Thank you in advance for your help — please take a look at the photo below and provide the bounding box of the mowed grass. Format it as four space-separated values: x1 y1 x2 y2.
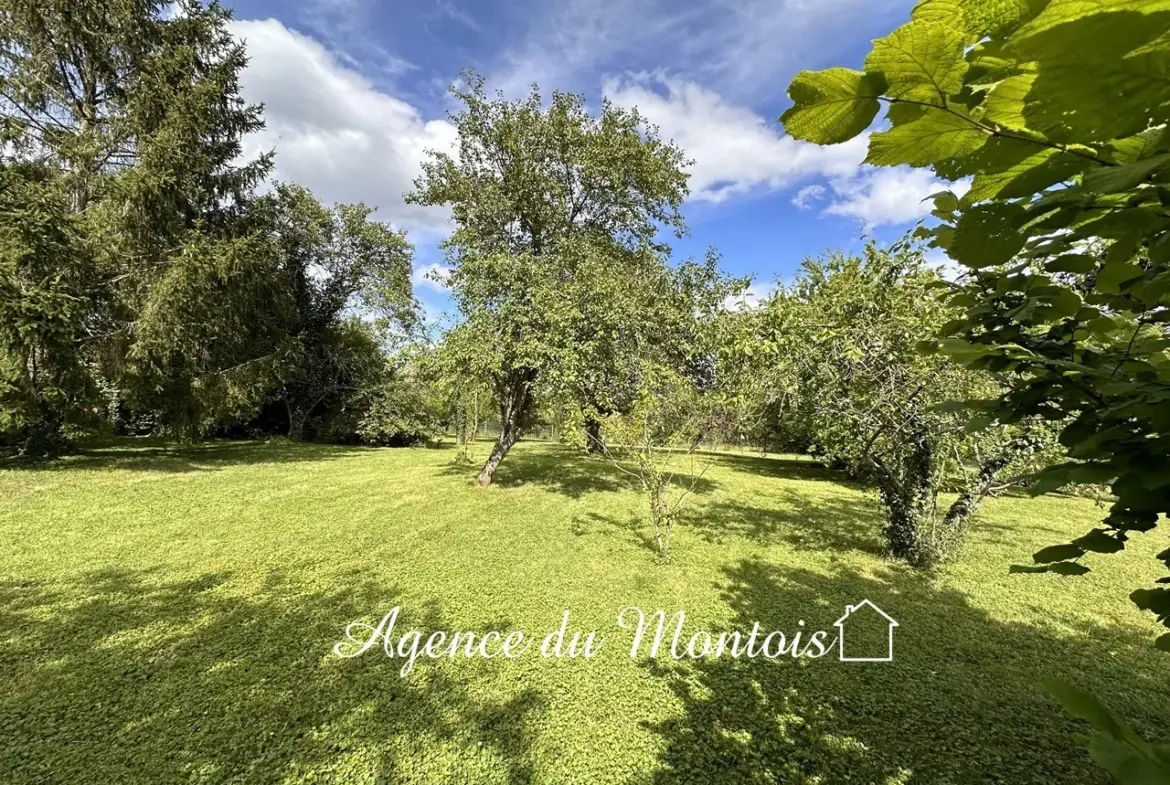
0 439 1167 785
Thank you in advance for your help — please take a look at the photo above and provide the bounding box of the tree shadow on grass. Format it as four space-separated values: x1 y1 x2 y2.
442 444 719 501
634 559 1170 785
0 568 543 784
0 439 375 474
680 493 887 555
701 452 853 487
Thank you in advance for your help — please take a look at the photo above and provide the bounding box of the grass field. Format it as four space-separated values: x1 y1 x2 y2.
1 438 1167 784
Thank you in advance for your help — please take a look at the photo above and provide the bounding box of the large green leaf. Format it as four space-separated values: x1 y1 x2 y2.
1010 2 1170 141
964 138 1090 203
912 0 1047 40
947 202 1028 267
1083 155 1170 194
866 109 989 167
865 20 969 103
981 73 1037 130
781 68 886 145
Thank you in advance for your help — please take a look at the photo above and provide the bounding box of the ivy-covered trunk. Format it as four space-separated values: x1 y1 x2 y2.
584 415 607 455
873 427 937 564
476 367 536 487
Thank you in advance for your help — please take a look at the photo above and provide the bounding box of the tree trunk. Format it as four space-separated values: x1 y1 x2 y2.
475 368 535 486
932 436 1033 560
477 430 517 486
285 398 307 441
584 416 607 455
874 428 937 564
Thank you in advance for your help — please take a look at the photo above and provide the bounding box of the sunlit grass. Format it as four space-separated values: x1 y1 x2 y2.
0 438 1166 783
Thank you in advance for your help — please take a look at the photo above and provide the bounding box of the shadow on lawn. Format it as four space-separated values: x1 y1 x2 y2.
443 444 719 500
634 559 1170 785
681 493 886 555
0 439 372 474
0 569 543 784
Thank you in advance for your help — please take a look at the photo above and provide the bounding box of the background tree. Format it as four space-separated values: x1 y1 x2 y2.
780 0 1170 774
0 162 93 455
257 183 415 440
596 366 711 561
407 73 689 486
0 0 282 442
741 241 1044 565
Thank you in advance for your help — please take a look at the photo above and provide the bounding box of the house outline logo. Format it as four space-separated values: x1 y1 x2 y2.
834 599 898 662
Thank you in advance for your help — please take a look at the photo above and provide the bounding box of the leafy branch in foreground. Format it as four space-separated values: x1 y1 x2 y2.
782 0 1170 650
1040 680 1170 785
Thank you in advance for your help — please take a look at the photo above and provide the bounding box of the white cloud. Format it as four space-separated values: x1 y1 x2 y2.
230 19 455 238
924 248 965 281
822 167 970 229
493 0 911 104
411 262 453 292
722 281 776 311
604 74 867 203
792 185 826 210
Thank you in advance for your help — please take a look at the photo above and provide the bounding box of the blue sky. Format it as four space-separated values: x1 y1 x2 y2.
224 0 959 320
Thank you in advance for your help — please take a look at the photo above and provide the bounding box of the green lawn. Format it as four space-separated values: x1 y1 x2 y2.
1 439 1166 784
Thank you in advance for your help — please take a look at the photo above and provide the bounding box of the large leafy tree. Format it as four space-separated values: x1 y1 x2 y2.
408 74 690 486
255 183 415 439
0 0 279 440
779 0 1170 646
0 162 93 454
742 242 1045 564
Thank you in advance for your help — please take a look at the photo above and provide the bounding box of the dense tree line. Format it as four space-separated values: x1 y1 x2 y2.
0 0 421 454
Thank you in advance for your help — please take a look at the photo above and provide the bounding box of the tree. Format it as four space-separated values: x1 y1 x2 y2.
0 163 93 455
780 0 1170 648
0 0 281 440
407 73 689 486
596 368 711 561
743 241 1044 564
257 183 415 439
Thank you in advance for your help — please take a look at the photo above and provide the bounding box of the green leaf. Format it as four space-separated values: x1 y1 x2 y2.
981 73 1036 130
1011 1 1170 140
964 413 994 434
948 202 1028 268
1033 543 1085 563
1037 679 1127 738
912 0 1046 39
1084 732 1170 784
1045 254 1096 273
865 21 969 103
965 141 1089 204
866 108 989 167
1029 466 1071 496
1097 261 1144 294
1156 633 1170 652
781 68 886 145
1083 155 1170 194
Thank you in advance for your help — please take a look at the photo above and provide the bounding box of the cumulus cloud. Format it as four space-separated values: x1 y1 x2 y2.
230 19 455 238
792 185 826 210
492 0 908 104
411 262 453 292
822 167 969 229
604 74 867 203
